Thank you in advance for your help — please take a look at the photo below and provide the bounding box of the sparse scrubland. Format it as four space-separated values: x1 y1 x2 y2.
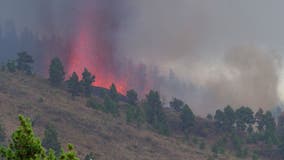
0 53 284 160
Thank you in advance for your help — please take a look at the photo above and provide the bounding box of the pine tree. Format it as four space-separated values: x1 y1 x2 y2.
67 72 81 98
109 83 118 101
16 52 34 74
180 104 195 135
0 115 80 160
126 89 138 105
81 68 95 97
0 115 46 160
49 57 65 86
145 90 169 135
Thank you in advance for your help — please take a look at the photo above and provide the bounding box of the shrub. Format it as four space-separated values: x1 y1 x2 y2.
87 98 103 110
103 96 119 117
126 104 144 127
84 152 96 160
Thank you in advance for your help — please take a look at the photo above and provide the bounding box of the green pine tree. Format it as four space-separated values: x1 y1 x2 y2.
81 68 95 97
16 52 34 75
67 72 81 98
49 57 65 86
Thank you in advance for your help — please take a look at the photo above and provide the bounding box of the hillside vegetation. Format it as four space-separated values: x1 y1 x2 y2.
0 53 283 160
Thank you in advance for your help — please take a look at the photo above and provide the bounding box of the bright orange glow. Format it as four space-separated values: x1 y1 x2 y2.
66 6 129 94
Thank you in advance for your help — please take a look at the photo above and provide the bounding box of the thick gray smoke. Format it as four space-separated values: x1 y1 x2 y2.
0 0 283 115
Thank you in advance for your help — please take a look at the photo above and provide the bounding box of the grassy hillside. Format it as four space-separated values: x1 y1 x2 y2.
0 71 254 160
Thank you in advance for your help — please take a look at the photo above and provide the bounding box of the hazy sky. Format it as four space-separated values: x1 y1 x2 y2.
1 0 284 114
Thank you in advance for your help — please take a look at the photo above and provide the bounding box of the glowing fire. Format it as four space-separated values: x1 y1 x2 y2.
65 3 156 96
66 6 128 94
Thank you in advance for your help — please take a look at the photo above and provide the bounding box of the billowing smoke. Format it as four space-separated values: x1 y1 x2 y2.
0 0 283 115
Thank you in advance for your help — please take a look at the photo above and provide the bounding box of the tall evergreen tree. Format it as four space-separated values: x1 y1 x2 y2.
81 68 95 97
223 105 235 132
67 72 81 98
235 106 254 132
0 115 80 160
49 57 65 86
0 115 46 160
180 104 195 135
16 52 34 74
109 83 118 101
145 90 169 135
126 89 138 105
255 108 265 132
214 109 225 131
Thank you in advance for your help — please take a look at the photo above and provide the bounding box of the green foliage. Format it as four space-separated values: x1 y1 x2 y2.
59 144 79 160
126 89 138 105
86 98 103 110
263 111 277 143
0 122 5 143
206 114 213 120
236 147 248 158
180 104 195 136
223 105 235 132
211 139 225 156
49 57 65 86
126 105 144 126
144 90 169 136
109 83 118 101
231 134 246 157
0 115 79 160
42 124 61 157
103 96 119 117
87 96 118 117
6 60 17 73
84 152 96 160
169 97 184 112
255 108 265 132
0 115 46 160
235 106 254 132
46 149 57 160
81 68 95 97
214 109 225 131
67 72 81 98
16 52 34 75
252 152 259 160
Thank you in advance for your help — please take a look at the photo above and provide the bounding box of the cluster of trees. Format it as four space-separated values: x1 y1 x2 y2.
212 106 277 142
206 106 280 158
5 52 284 159
48 57 95 98
2 52 34 74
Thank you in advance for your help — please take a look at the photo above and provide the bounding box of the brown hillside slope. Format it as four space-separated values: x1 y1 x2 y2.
0 71 243 160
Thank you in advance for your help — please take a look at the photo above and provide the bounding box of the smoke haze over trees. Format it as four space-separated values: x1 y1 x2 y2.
0 0 283 114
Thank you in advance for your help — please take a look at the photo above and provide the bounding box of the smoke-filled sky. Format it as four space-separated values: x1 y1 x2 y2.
0 0 284 115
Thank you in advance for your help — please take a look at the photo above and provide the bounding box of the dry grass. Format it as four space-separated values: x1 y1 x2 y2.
0 71 249 160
